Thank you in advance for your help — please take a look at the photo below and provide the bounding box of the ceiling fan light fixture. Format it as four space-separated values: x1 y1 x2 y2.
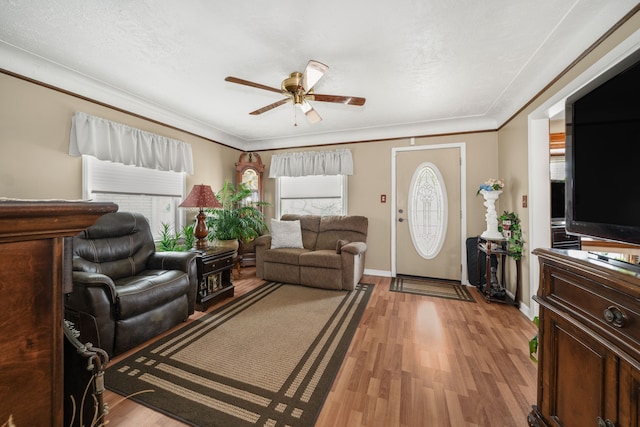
297 100 322 123
298 100 311 113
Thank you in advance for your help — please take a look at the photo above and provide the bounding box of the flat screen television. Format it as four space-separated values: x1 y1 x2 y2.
565 48 640 246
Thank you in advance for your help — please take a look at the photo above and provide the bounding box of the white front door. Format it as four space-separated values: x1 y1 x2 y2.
394 145 463 280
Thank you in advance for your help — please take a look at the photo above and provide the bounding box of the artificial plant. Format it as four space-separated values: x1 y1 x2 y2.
498 211 523 261
158 223 195 251
529 316 540 363
205 181 269 243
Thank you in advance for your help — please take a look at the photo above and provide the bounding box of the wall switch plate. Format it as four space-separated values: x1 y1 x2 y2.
522 195 528 208
381 194 386 203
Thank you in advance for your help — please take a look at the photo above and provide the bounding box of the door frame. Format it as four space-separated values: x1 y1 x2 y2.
391 142 468 283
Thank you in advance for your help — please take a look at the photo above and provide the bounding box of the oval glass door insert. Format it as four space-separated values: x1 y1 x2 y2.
408 162 448 259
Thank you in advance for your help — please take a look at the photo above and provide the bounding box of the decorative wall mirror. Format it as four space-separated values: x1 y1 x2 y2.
235 152 264 206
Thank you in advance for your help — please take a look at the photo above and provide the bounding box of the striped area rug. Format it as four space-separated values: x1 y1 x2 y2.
105 281 372 427
390 275 475 302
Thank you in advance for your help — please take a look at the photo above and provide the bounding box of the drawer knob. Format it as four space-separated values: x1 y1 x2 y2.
603 306 626 328
596 416 616 427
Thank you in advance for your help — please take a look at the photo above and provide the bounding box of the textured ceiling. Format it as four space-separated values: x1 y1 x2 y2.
0 1 638 150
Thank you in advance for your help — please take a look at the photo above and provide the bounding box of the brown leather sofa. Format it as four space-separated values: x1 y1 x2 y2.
65 212 198 356
255 214 368 290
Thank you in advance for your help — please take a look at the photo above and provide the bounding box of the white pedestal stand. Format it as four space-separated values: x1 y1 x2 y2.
480 190 504 240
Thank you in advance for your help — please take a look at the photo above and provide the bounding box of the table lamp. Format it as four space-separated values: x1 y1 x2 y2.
179 184 222 249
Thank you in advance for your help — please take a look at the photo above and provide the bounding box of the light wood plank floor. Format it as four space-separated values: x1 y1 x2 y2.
103 269 537 426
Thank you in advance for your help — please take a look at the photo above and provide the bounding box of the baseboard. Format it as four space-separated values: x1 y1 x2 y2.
364 268 392 277
519 301 532 319
505 289 533 319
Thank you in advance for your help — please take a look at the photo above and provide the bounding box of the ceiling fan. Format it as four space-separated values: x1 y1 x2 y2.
225 60 366 124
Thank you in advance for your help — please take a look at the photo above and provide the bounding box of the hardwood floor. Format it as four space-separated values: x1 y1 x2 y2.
103 269 537 426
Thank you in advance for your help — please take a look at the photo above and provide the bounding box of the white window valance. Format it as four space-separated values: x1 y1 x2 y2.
269 149 353 178
69 111 194 174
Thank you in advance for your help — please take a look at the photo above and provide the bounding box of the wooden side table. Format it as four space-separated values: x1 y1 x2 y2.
476 236 521 307
194 246 235 311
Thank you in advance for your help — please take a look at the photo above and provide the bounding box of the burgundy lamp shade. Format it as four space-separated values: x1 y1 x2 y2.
179 185 221 250
179 184 222 209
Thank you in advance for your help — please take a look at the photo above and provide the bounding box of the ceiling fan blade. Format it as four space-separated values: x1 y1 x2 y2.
310 93 366 106
249 98 291 115
225 76 282 94
298 100 322 123
301 60 329 92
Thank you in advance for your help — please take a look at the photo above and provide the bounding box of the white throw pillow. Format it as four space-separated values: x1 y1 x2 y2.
270 219 304 249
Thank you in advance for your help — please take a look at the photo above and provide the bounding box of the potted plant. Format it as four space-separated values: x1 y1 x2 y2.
529 316 539 363
157 223 195 251
205 181 268 249
498 211 523 261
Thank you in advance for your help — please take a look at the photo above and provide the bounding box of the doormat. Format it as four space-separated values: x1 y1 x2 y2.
105 281 373 427
390 275 476 302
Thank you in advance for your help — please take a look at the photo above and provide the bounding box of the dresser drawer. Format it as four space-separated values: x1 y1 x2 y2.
202 255 233 274
545 266 640 354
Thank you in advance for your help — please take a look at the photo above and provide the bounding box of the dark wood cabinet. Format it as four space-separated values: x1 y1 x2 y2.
0 201 116 427
529 248 640 427
195 246 235 311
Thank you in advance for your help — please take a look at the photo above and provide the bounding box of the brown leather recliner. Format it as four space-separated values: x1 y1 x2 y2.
65 212 198 357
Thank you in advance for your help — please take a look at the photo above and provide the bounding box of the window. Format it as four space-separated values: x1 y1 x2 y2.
408 162 448 259
82 155 185 239
276 175 347 218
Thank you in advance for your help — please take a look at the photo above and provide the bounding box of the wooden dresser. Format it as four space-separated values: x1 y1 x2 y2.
0 201 116 426
529 248 640 427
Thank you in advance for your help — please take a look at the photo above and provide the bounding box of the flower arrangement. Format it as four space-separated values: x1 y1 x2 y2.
477 178 504 195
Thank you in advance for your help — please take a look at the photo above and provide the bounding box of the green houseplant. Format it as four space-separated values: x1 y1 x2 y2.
498 211 523 261
529 316 540 363
158 222 195 251
205 181 268 244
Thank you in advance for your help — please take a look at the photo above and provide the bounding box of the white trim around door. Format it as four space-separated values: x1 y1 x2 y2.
391 142 468 283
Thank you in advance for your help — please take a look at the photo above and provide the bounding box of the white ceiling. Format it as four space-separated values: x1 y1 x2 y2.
1 1 638 151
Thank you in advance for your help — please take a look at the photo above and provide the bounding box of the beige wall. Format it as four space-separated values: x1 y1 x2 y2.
0 71 499 278
258 131 499 273
0 73 240 200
